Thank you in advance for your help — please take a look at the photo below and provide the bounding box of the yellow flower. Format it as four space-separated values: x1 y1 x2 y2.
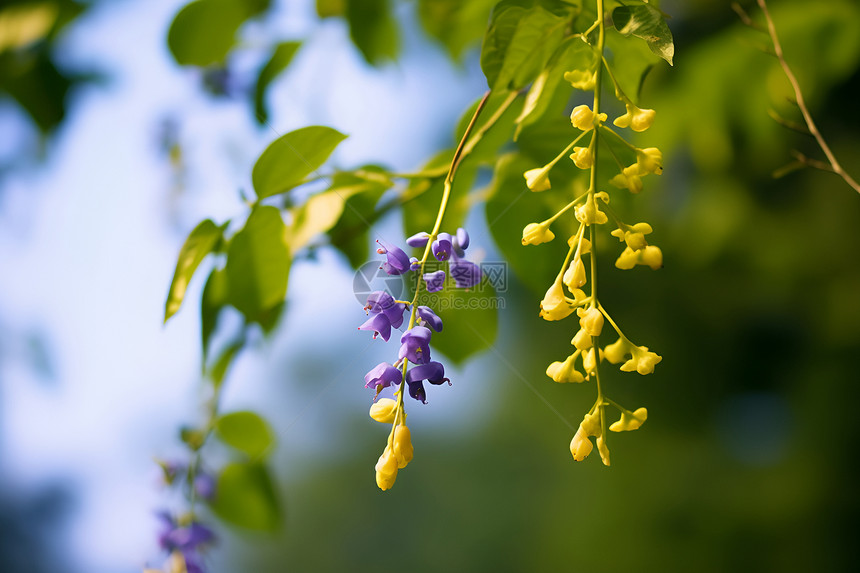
615 244 663 270
609 164 643 194
575 197 608 225
546 351 585 383
610 222 652 252
393 424 414 469
523 166 552 192
582 347 599 374
375 445 399 491
571 327 592 350
369 398 397 423
570 411 601 461
564 69 597 91
567 234 591 253
570 104 607 131
613 103 656 132
539 276 576 321
578 306 604 337
609 407 648 432
620 345 662 375
569 146 594 169
603 337 632 364
522 222 555 246
636 147 663 175
596 434 610 466
563 257 586 290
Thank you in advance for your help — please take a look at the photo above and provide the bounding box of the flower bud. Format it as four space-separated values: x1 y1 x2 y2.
546 352 585 383
563 257 587 290
596 434 611 466
609 164 643 194
369 398 398 423
570 426 593 461
569 146 594 169
575 198 608 225
636 147 663 175
375 446 399 490
613 103 656 132
523 167 552 192
620 346 662 375
571 327 592 350
603 337 632 364
582 347 598 373
539 277 575 321
564 69 597 91
522 222 555 246
615 244 662 270
578 306 604 337
393 425 414 468
570 104 607 131
609 407 648 432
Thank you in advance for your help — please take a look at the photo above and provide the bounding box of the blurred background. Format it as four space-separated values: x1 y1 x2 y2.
1 0 860 571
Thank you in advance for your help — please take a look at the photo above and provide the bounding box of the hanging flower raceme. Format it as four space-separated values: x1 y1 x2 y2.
357 228 481 490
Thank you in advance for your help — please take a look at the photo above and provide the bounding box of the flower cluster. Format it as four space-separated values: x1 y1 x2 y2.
518 1 664 465
358 228 479 489
146 462 217 573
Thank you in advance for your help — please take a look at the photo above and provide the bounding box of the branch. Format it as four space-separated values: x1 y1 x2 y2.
756 0 860 194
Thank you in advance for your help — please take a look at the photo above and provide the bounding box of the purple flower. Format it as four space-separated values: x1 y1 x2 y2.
432 232 454 261
194 472 216 501
377 239 410 275
406 379 427 403
364 362 403 390
407 361 450 386
449 254 482 289
454 228 470 253
358 313 392 342
399 326 432 365
364 291 406 329
416 306 443 332
157 513 215 552
406 232 430 248
409 257 421 271
423 270 446 293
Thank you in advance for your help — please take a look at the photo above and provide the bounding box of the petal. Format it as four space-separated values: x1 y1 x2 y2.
416 306 443 332
358 314 392 342
406 232 430 248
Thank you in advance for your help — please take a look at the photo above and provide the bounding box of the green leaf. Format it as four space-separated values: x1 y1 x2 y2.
514 37 593 137
612 4 674 66
252 126 348 200
316 0 345 18
419 276 499 365
208 339 244 389
167 0 249 67
201 267 229 364
209 461 281 531
253 41 301 125
417 0 497 60
346 0 399 65
215 411 274 459
604 30 660 104
480 0 573 91
164 219 224 323
288 191 348 255
225 206 290 322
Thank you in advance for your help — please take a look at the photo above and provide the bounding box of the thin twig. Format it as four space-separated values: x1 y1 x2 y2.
757 0 860 194
731 2 765 32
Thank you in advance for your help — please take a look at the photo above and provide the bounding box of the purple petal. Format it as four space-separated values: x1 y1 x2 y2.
449 256 482 289
382 302 407 329
423 270 446 293
406 361 449 386
358 313 392 342
455 228 470 251
406 232 430 248
409 257 421 271
399 326 432 365
194 473 216 501
416 306 443 332
432 238 453 262
377 239 410 275
364 362 403 390
364 291 395 313
406 380 427 403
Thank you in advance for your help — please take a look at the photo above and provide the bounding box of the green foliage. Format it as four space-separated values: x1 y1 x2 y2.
252 126 348 200
345 0 400 65
417 0 497 60
209 461 282 531
424 280 499 365
480 0 579 91
164 219 225 323
225 206 290 322
254 41 302 124
167 0 249 67
612 3 674 66
200 268 229 363
216 411 275 459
